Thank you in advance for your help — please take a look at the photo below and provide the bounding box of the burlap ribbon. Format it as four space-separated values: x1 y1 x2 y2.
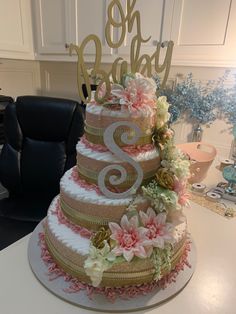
85 123 153 146
77 164 156 188
45 228 187 287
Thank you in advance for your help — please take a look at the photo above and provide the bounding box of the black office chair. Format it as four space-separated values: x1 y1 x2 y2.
0 96 84 250
0 95 14 145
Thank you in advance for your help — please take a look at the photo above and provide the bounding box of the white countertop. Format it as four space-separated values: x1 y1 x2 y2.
0 199 235 314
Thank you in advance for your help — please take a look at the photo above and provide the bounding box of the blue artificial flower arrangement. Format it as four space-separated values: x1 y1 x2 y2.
155 71 236 127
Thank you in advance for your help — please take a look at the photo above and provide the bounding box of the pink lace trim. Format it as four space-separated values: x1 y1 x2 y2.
39 232 191 302
69 167 121 194
81 136 155 156
51 199 92 239
69 167 103 195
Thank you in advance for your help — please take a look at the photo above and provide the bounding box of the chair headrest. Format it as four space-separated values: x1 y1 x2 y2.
15 96 79 141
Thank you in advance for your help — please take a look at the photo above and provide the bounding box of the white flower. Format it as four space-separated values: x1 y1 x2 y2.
126 195 144 212
134 72 144 79
84 241 115 287
156 96 171 129
87 68 93 76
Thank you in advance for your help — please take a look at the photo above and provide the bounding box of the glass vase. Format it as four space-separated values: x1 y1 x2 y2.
223 162 236 194
192 124 203 142
224 125 236 194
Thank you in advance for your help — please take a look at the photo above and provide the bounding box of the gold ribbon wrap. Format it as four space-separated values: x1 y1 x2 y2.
77 164 156 190
45 224 188 287
60 198 111 231
85 112 155 132
84 123 153 146
60 191 150 231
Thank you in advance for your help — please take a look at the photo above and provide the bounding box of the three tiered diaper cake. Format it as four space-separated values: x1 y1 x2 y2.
38 73 192 302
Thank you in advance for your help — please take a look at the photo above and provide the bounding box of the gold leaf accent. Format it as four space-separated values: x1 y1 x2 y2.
91 227 111 249
156 168 175 190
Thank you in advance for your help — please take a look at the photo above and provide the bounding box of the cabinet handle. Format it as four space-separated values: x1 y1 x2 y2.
161 41 168 48
65 43 70 49
152 41 168 48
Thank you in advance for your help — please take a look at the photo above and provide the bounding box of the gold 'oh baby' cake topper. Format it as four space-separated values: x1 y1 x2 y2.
68 0 174 103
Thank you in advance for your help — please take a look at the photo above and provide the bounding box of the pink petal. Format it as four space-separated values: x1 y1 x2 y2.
153 237 165 249
135 245 148 259
163 234 174 243
123 250 134 262
129 215 139 228
156 213 167 225
165 223 174 232
145 246 153 257
120 215 130 230
146 207 156 219
138 227 149 239
139 211 148 226
109 222 122 235
111 84 125 98
112 247 123 256
142 239 154 247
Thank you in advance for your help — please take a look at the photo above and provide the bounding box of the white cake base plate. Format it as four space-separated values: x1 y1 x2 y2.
28 221 196 313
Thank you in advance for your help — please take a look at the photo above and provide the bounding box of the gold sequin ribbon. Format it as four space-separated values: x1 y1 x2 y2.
45 228 187 287
85 123 153 146
60 198 111 230
77 163 156 188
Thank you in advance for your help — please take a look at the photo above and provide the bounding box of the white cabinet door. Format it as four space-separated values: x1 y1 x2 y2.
32 0 236 66
76 0 113 57
33 0 77 54
117 0 167 56
170 0 236 66
33 0 114 60
0 0 34 59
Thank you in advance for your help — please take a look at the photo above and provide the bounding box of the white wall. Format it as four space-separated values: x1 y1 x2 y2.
0 58 40 98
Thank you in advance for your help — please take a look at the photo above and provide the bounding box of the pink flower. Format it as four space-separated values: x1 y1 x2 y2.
109 215 149 262
97 82 107 100
111 76 156 111
139 208 174 256
173 179 190 206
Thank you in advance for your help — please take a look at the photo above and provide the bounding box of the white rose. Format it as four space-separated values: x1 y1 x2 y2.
156 96 171 129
